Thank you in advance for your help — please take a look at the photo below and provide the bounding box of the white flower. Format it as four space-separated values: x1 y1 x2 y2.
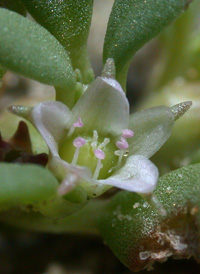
9 77 191 198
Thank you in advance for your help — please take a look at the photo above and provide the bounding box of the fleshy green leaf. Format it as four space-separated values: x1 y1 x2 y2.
0 8 77 107
20 0 94 84
0 163 88 218
98 163 200 271
103 0 193 88
0 163 58 207
0 0 26 15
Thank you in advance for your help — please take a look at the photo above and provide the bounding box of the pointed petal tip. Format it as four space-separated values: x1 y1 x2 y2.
171 101 192 121
7 105 17 114
102 58 116 79
7 105 31 119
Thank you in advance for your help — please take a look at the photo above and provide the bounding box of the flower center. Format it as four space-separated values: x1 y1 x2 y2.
59 132 118 179
59 117 134 180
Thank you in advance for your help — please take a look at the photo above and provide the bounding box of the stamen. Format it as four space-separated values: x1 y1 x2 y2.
98 138 110 149
114 149 129 157
94 149 105 160
71 137 86 165
91 130 98 150
93 149 105 179
115 138 129 167
116 150 125 167
73 117 83 128
122 129 134 138
116 137 129 150
67 117 83 136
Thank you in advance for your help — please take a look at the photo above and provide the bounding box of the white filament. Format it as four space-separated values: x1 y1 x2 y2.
93 158 103 180
71 147 80 165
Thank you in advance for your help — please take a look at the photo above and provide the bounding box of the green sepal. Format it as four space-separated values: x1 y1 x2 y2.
0 8 77 106
103 0 193 89
38 196 88 219
0 0 26 16
20 0 94 84
98 163 200 271
0 163 58 209
0 199 107 234
64 185 88 204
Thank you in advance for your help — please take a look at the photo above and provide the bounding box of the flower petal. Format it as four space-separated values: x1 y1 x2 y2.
72 77 129 136
128 106 174 158
31 101 72 156
49 156 92 195
98 155 158 194
31 101 93 196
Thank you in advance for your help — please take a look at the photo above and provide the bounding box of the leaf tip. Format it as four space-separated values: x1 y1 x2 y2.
171 101 192 121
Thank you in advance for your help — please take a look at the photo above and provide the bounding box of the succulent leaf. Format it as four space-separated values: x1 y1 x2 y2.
0 8 77 107
0 163 58 207
98 163 200 271
20 0 94 83
103 0 193 88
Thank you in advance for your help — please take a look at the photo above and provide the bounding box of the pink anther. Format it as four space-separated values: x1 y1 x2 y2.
94 149 105 160
116 137 129 150
73 137 86 148
122 129 134 138
73 117 83 128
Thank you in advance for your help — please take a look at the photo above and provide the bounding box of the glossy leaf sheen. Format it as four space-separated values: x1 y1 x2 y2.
20 0 94 83
98 163 200 271
0 163 58 205
0 8 76 90
104 0 192 87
